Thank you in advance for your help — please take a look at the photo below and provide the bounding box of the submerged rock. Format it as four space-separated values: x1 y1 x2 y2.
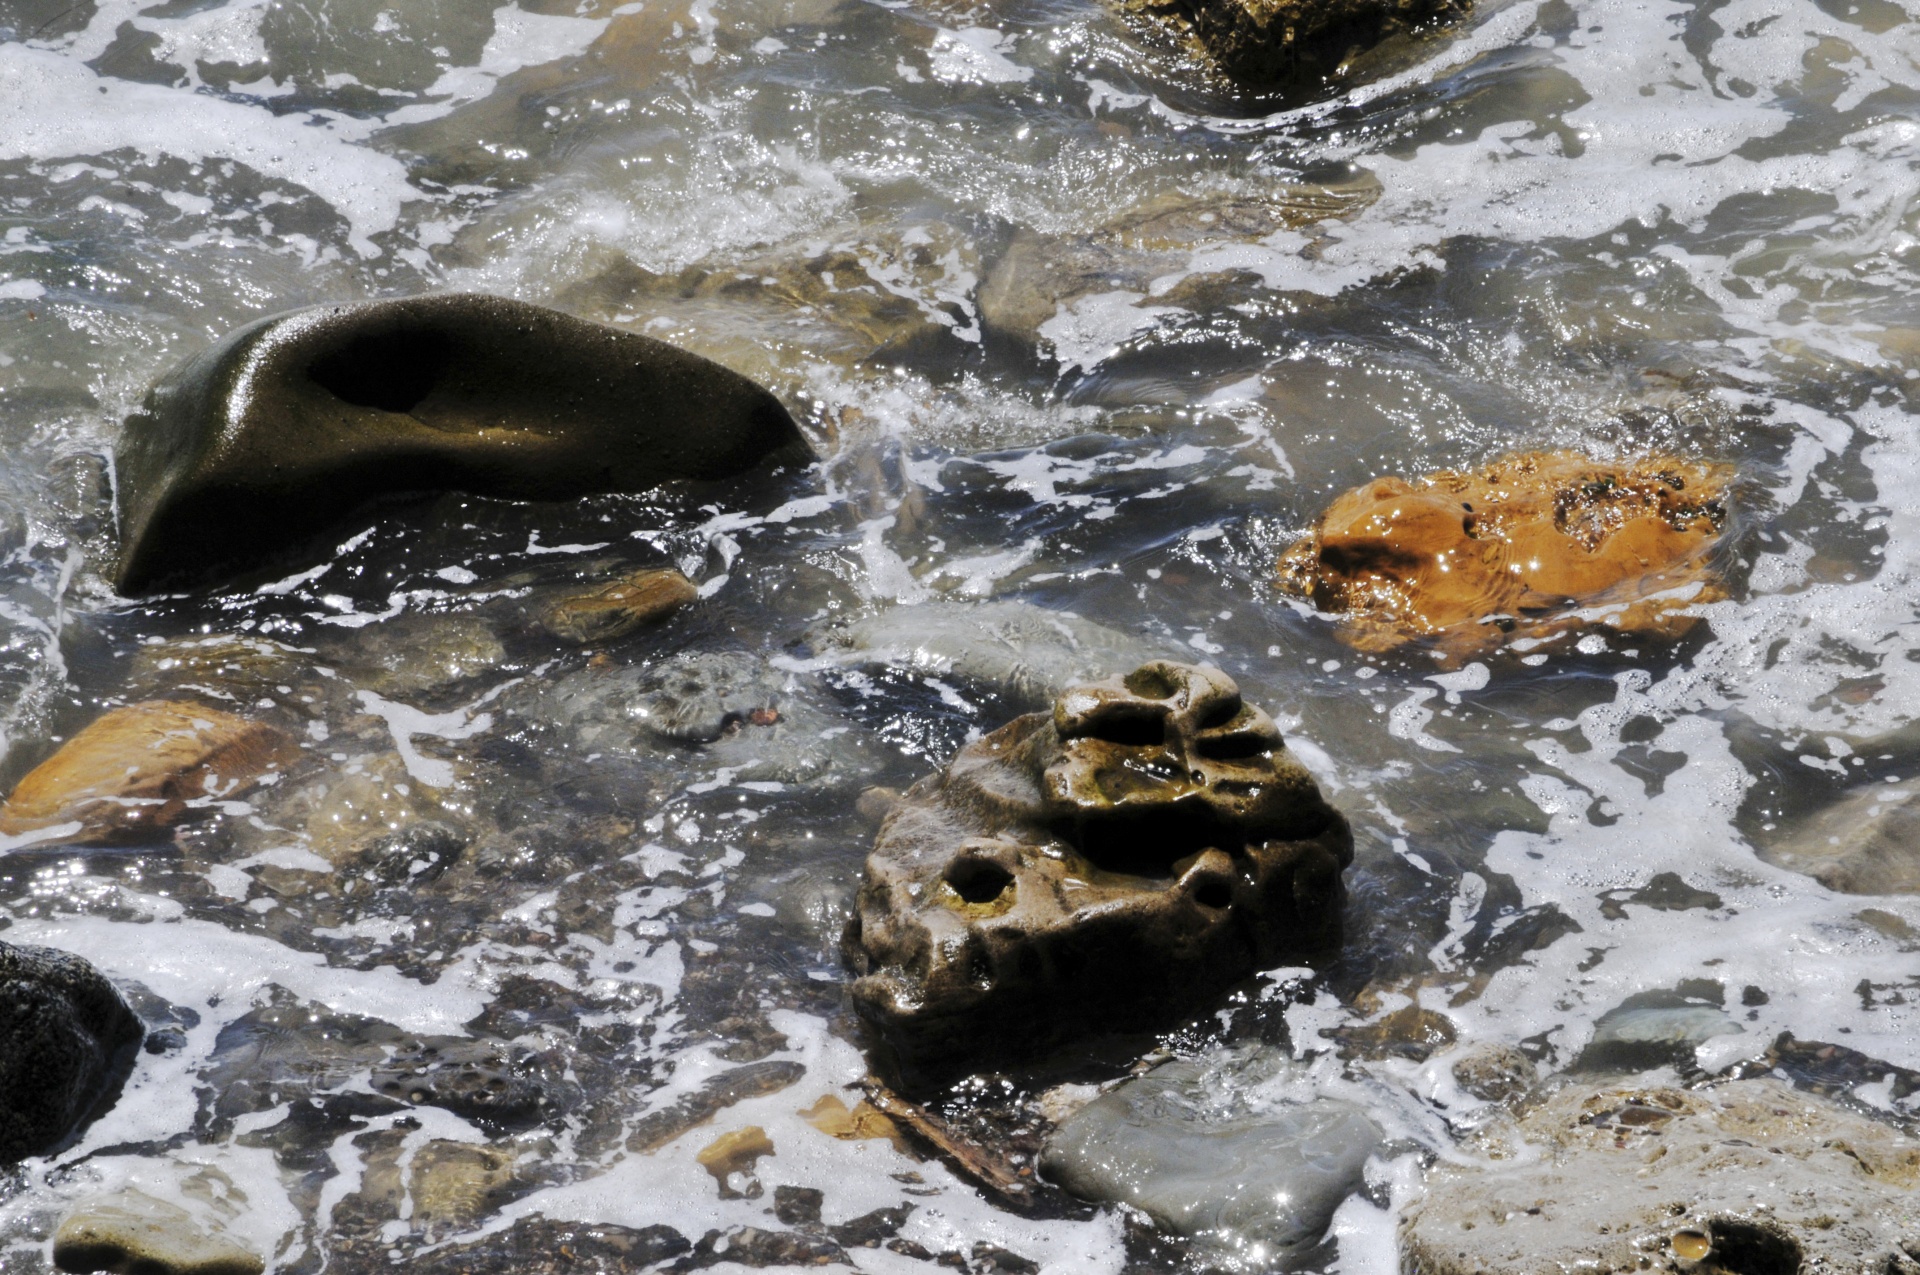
1400 1076 1920 1275
320 613 505 699
0 940 145 1163
114 294 811 593
53 1190 263 1275
812 599 1176 708
1762 784 1920 894
540 567 698 644
844 661 1352 1073
0 701 297 845
1277 451 1734 658
979 185 1378 357
1041 1048 1382 1267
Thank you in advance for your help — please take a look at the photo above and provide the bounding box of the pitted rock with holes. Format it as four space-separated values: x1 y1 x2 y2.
843 661 1352 1076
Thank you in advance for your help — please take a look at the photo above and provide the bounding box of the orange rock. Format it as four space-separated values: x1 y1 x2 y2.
1 701 298 843
1277 451 1733 657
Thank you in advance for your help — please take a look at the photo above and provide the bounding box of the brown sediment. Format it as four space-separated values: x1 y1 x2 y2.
1277 450 1735 658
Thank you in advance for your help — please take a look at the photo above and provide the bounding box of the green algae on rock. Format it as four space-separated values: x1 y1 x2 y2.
0 940 144 1164
843 661 1351 1077
113 294 813 594
1400 1076 1920 1275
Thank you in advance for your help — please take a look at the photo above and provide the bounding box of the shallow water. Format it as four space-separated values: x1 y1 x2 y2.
3 0 1920 1266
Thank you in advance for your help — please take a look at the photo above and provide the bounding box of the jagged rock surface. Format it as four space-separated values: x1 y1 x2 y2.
843 661 1351 1073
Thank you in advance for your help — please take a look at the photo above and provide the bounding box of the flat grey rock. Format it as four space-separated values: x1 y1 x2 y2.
1041 1048 1382 1267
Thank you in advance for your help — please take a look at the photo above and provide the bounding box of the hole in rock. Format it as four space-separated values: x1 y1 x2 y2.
1197 697 1243 730
1064 805 1244 878
1086 710 1166 747
1123 667 1179 699
308 328 454 414
1193 879 1232 909
945 857 1014 904
1196 732 1270 762
1705 1218 1802 1275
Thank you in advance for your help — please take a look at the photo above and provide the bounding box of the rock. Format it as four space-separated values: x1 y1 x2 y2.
0 940 145 1163
369 1037 556 1131
407 1141 517 1235
526 650 875 785
1450 1044 1536 1104
798 1094 909 1152
402 1217 690 1275
114 294 812 593
843 660 1352 1073
1578 996 1743 1072
978 185 1379 356
1276 451 1734 659
626 1060 806 1153
696 1126 774 1199
289 752 463 865
812 600 1177 709
321 614 505 699
1040 1047 1383 1266
1400 1076 1920 1275
539 568 698 644
0 701 298 844
127 634 313 708
1124 0 1465 89
1762 784 1920 894
53 1190 263 1275
1329 1003 1456 1061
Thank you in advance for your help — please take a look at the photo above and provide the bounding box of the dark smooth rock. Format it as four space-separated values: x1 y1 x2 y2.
0 940 145 1163
114 294 813 593
843 661 1352 1076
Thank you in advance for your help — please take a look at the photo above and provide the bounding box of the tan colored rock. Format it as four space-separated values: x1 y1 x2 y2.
540 568 697 645
1277 451 1734 658
1762 784 1920 895
294 752 463 866
844 660 1351 1077
696 1127 774 1199
2 702 297 844
1401 1077 1920 1275
798 1094 909 1153
54 1190 263 1275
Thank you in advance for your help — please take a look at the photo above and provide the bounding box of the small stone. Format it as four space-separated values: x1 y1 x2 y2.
54 1190 263 1275
1277 451 1734 659
540 568 697 644
0 941 145 1163
1400 1077 1920 1274
1041 1047 1382 1265
798 1095 909 1152
1450 1044 1537 1104
1763 786 1920 895
325 614 504 699
844 661 1351 1074
696 1127 774 1199
773 1185 823 1227
1331 1004 1457 1061
1579 996 1743 1072
0 701 297 844
114 294 811 593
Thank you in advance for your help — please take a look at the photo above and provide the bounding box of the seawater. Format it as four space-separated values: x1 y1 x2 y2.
2 0 1920 1267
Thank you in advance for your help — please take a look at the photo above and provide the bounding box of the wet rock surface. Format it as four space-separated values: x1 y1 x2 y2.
53 1191 263 1275
113 294 812 592
1762 784 1920 894
1041 1048 1383 1266
1277 450 1735 658
539 567 698 645
0 940 145 1163
1401 1076 1920 1275
844 660 1352 1073
1124 0 1466 89
1 701 297 844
